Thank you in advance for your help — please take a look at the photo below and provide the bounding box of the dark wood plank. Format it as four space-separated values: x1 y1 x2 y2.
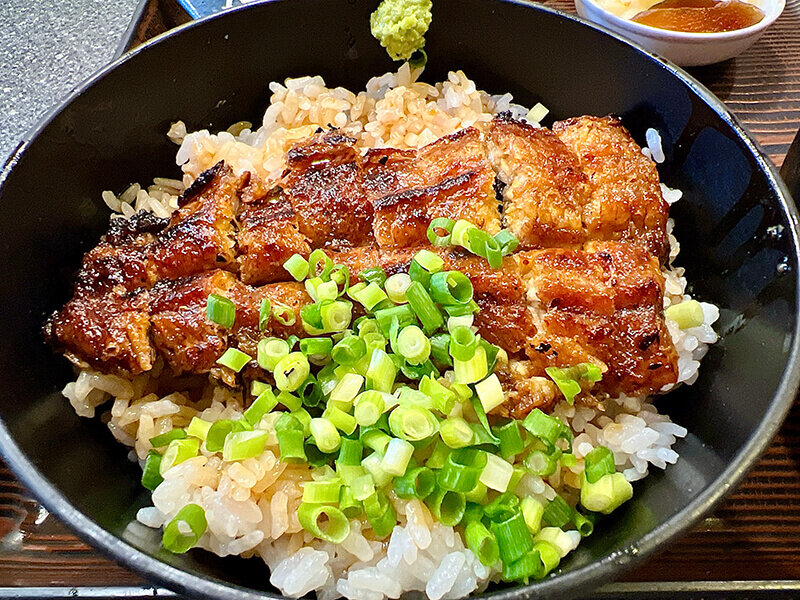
1 0 799 590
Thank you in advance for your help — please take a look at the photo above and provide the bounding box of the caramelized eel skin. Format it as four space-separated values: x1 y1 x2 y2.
46 115 678 415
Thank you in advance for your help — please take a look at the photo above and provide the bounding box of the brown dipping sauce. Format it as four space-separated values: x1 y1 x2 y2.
631 0 765 32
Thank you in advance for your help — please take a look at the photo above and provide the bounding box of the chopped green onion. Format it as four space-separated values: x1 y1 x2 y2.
475 373 505 413
453 345 487 384
338 464 366 486
375 304 417 337
332 335 366 366
494 420 525 460
339 486 363 518
302 479 342 504
360 427 392 455
425 487 466 527
338 438 363 466
580 472 633 514
430 333 453 367
411 249 444 276
162 504 206 553
310 418 341 453
272 302 296 326
350 473 377 501
665 299 705 329
366 349 396 393
534 528 574 560
464 480 489 503
419 376 457 413
359 267 387 287
277 390 302 411
545 363 603 404
205 419 248 452
492 510 534 564
298 503 350 543
244 388 278 426
186 418 212 442
479 453 514 492
274 352 310 392
527 102 550 123
353 282 388 311
481 339 502 373
585 445 616 484
427 217 456 246
406 282 444 334
292 408 312 436
321 300 352 332
380 438 415 476
484 491 520 522
502 540 560 582
396 325 431 365
322 405 357 435
283 253 309 281
521 497 545 534
524 449 560 477
494 229 519 255
389 405 439 442
440 417 474 448
251 380 269 397
447 314 474 332
275 413 306 463
363 490 396 538
385 273 412 303
223 430 269 461
159 438 200 475
257 337 290 371
561 453 578 468
451 219 477 248
300 337 333 358
465 520 500 566
206 294 235 328
574 511 594 537
425 439 451 470
430 271 473 306
437 448 488 493
470 394 501 445
308 249 333 279
467 228 502 268
393 466 436 499
259 297 271 333
522 409 573 452
542 495 572 528
448 326 478 361
141 451 163 491
216 347 251 372
330 373 364 405
150 428 186 448
354 390 386 427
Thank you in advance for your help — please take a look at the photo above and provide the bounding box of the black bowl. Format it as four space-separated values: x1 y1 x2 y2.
0 0 798 598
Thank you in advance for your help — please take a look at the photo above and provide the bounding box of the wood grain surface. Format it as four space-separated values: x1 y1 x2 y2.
1 0 799 591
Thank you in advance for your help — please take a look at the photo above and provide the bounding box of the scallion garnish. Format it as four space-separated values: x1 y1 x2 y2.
206 293 235 328
162 504 207 553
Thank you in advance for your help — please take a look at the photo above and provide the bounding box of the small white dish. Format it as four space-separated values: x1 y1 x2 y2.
575 0 785 66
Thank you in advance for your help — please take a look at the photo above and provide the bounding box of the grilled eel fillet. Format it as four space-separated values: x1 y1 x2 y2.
45 113 677 416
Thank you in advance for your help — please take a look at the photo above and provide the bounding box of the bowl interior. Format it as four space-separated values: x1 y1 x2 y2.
0 0 797 598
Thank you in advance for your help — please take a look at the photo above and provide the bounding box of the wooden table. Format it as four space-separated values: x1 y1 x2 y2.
1 0 799 596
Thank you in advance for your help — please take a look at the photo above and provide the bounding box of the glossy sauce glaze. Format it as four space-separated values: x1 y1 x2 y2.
631 0 765 32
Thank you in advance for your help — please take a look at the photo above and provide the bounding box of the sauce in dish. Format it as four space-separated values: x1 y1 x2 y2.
631 0 765 32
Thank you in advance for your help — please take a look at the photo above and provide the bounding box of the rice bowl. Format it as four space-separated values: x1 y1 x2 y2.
54 64 718 600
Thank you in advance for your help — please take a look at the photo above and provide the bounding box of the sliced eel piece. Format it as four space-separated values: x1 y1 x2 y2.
364 128 501 247
43 289 154 375
73 211 168 296
553 115 669 260
150 161 243 280
149 270 238 374
283 132 375 249
487 114 593 249
516 241 678 398
236 176 311 285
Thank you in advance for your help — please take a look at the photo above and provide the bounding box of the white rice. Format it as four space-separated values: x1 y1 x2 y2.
61 67 720 600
